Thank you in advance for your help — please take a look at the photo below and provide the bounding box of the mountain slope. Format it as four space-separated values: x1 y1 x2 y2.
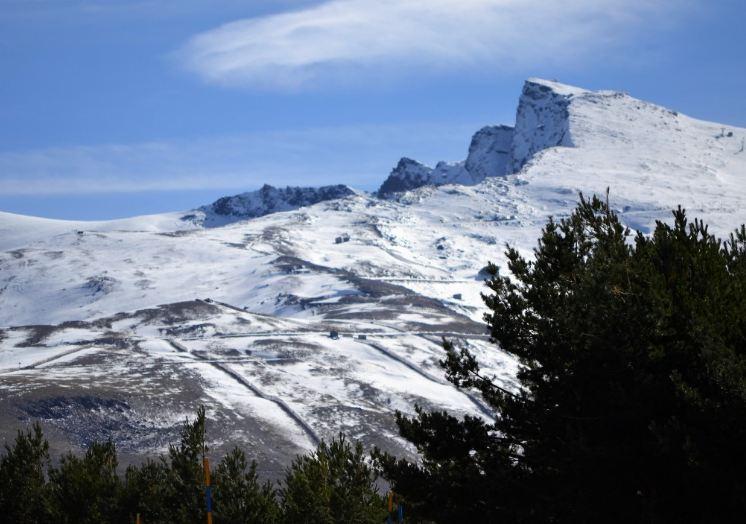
515 78 746 234
1 77 745 473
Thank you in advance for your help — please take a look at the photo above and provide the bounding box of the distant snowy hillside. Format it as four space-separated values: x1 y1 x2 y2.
2 77 745 473
0 210 193 252
185 183 356 227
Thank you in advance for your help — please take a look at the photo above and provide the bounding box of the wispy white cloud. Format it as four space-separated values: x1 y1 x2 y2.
179 0 683 89
0 123 478 195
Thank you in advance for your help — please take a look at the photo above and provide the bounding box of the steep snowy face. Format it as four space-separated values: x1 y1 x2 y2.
465 125 514 179
507 78 581 173
378 125 514 197
186 184 356 226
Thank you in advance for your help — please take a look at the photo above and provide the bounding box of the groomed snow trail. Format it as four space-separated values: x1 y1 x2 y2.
0 345 96 373
166 339 321 446
363 340 493 418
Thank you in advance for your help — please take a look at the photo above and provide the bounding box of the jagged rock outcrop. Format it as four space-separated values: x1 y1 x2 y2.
183 184 356 227
377 78 591 197
377 158 441 196
183 79 622 205
466 125 514 180
507 78 581 173
378 125 514 197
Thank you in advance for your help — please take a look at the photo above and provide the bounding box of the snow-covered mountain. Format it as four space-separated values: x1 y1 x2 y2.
378 78 745 208
513 78 745 235
1 78 745 473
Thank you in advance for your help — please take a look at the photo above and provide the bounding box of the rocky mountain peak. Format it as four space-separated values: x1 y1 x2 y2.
377 158 441 197
377 125 515 198
507 78 581 173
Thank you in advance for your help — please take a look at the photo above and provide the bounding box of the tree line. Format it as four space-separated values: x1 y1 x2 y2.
2 195 745 522
0 407 388 523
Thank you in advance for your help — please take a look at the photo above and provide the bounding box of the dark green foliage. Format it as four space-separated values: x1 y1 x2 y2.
0 423 51 523
0 408 214 524
48 441 124 523
376 195 746 522
213 448 280 523
0 410 386 522
123 458 173 523
124 406 208 524
166 406 209 523
281 434 386 523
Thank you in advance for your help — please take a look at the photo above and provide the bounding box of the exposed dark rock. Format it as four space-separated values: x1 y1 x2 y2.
185 184 356 227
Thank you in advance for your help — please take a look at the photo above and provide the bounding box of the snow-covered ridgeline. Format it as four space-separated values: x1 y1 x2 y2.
185 184 357 227
377 78 582 196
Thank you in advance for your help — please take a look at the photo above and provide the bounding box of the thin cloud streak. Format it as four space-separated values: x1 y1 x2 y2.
179 0 681 89
0 123 478 195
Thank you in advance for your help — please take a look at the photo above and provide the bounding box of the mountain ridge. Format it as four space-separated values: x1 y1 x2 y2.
376 78 583 196
183 183 357 227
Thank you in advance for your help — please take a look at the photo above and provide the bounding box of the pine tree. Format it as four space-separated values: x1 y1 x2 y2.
0 423 52 523
281 434 386 523
123 458 173 524
47 440 124 523
166 406 208 523
213 448 280 523
123 406 209 523
375 195 746 522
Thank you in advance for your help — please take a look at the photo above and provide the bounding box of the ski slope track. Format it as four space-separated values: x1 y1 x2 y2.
1 78 745 473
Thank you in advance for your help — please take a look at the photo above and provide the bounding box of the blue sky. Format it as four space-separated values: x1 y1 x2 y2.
1 0 744 220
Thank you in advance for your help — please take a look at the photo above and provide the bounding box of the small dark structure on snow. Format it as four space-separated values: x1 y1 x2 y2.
329 330 339 340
